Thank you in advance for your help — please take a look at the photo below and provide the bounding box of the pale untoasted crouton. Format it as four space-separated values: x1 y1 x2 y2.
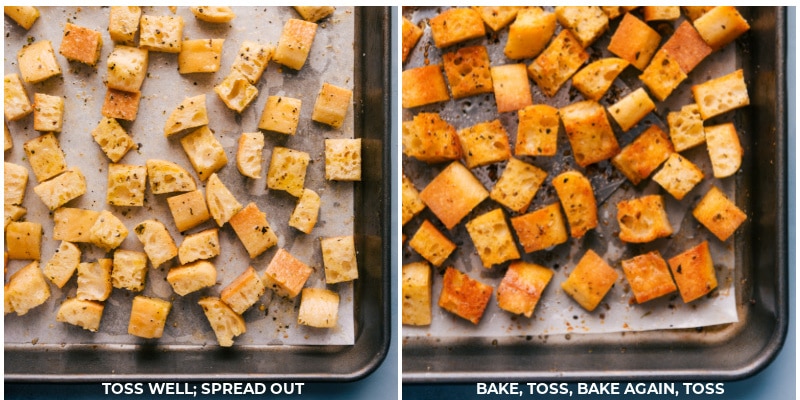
611 125 674 185
705 123 743 178
607 88 655 132
402 65 450 108
456 119 511 169
273 18 317 70
621 251 677 304
311 83 352 129
661 21 712 74
258 96 302 135
214 72 258 113
561 250 618 312
139 15 184 53
107 163 147 207
652 153 705 201
106 45 148 92
268 146 310 196
220 266 265 314
298 288 339 328
617 195 673 243
43 241 81 288
292 6 334 23
88 211 128 252
33 167 87 211
146 159 196 194
320 236 358 284
56 298 104 332
401 176 425 226
262 248 313 299
53 208 99 243
231 41 274 84
402 261 432 326
17 40 61 83
229 203 277 259
490 158 547 213
401 17 423 63
692 186 746 242
59 23 103 66
429 8 485 49
4 162 28 206
167 260 217 296
198 297 245 347
4 122 11 151
559 100 619 167
6 221 42 260
237 132 264 179
607 13 661 71
552 170 598 239
419 161 489 230
466 208 520 268
32 93 64 132
206 173 242 227
693 6 750 51
6 261 50 315
101 88 141 121
491 64 532 113
643 6 680 21
92 117 136 163
4 74 32 121
682 6 714 22
190 6 236 23
77 259 113 301
667 104 705 152
4 6 39 29
24 132 66 182
692 69 749 120
180 126 228 181
108 6 141 45
178 39 224 74
639 49 687 102
571 58 629 101
497 261 553 317
402 112 462 163
438 267 493 325
442 45 493 99
167 190 210 232
128 296 172 339
555 6 609 48
668 241 717 303
288 189 321 234
164 94 208 137
4 204 26 231
504 7 556 60
178 228 219 265
409 220 456 268
133 219 178 268
528 30 588 97
111 249 148 292
600 7 622 20
324 138 362 181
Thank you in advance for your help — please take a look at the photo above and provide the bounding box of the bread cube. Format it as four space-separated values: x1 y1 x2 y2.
402 112 462 163
167 190 210 232
33 167 87 211
571 57 629 101
643 6 680 22
528 30 589 97
705 123 743 178
231 41 274 84
511 203 569 252
91 117 135 162
111 249 148 292
4 74 32 121
262 248 312 299
693 186 747 241
600 7 622 19
606 13 660 71
490 158 547 213
53 208 99 243
108 6 141 45
555 6 609 48
668 241 718 303
419 161 489 230
59 23 103 66
442 45 494 99
167 260 217 296
236 132 264 179
5 261 50 315
146 159 196 194
89 211 128 252
43 241 81 288
402 261 432 326
639 49 688 102
401 176 425 226
134 219 178 268
6 221 42 260
101 88 141 121
229 202 278 258
178 228 219 265
438 267 493 325
128 296 172 339
267 146 310 196
471 6 520 31
4 204 26 231
667 104 705 152
402 65 450 108
401 17 423 63
616 195 673 243
621 251 677 304
324 138 361 181
178 39 224 74
312 83 352 129
215 72 258 113
32 93 64 132
297 288 339 328
56 298 104 332
4 122 11 151
661 21 713 74
692 69 749 120
139 15 184 53
292 6 334 23
321 235 358 284
77 259 113 301
164 94 209 137
607 88 655 132
611 125 674 185
24 132 66 182
561 250 618 312
682 6 715 22
288 188 321 234
466 208 520 268
456 119 511 169
17 40 61 83
206 173 242 227
107 163 147 206
497 261 553 317
652 153 705 201
409 220 456 268
559 100 620 167
504 7 555 60
491 64 532 113
4 162 28 207
198 297 245 347
429 8 485 49
180 126 228 181
273 18 317 70
552 170 598 238
258 96 302 135
693 6 750 51
190 6 236 23
4 6 39 30
106 45 148 92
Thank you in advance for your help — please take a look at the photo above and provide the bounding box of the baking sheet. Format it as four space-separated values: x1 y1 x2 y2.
402 7 741 338
4 6 356 348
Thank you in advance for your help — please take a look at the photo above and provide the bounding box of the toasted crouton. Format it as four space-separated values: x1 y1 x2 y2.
442 45 494 99
408 220 456 268
667 104 705 152
419 161 489 230
53 208 99 243
571 57 629 101
4 74 32 121
4 6 39 30
497 261 553 317
401 17 423 63
106 163 147 207
402 65 450 108
552 170 597 238
515 104 560 157
652 153 705 201
236 132 264 179
616 195 673 243
555 6 609 48
465 208 520 268
24 132 66 182
607 88 655 132
511 203 569 253
661 21 712 74
692 6 750 51
17 40 61 83
262 248 313 299
167 190 211 232
128 296 172 339
59 23 103 66
401 176 425 226
32 93 64 132
667 241 717 303
164 94 208 137
561 250 618 312
704 123 743 178
4 162 28 206
527 29 588 97
491 64 533 113
456 119 511 169
621 251 677 304
402 112 462 163
311 83 352 129
611 125 674 185
607 13 661 70
429 8 485 49
692 186 746 241
220 266 265 314
228 202 277 258
639 49 687 102
504 7 556 60
402 261 432 326
101 88 141 121
320 235 358 284
288 188 321 234
106 45 148 92
559 100 619 167
324 138 361 181
692 69 749 120
108 6 141 45
268 146 310 196
178 38 224 74
292 6 333 23
438 267 493 324
6 221 42 260
490 158 547 213
92 117 136 163
273 18 317 70
190 6 236 23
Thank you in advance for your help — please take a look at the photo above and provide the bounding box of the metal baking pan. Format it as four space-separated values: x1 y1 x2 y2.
5 6 391 382
402 6 787 382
